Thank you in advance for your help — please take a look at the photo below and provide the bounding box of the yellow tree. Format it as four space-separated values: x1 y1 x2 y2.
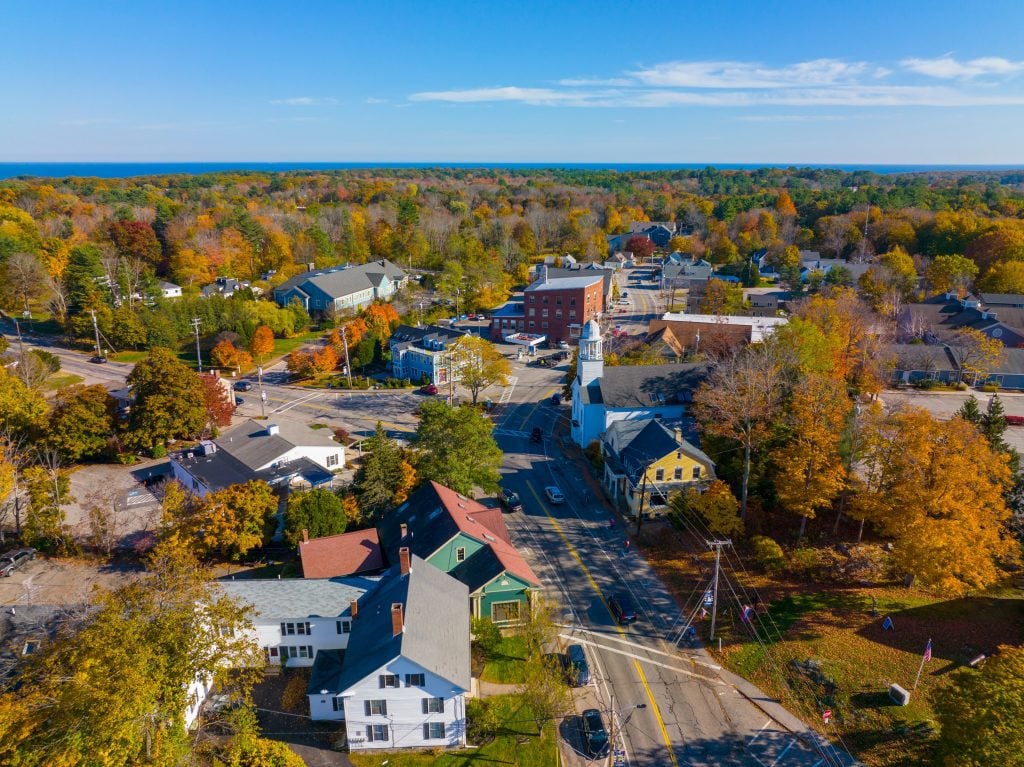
165 480 277 561
671 481 743 537
772 375 850 540
946 327 1004 385
450 334 511 405
853 407 1016 594
211 339 253 373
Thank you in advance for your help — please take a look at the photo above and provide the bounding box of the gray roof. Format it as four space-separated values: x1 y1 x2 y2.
604 418 713 484
175 448 261 490
333 556 470 693
985 347 1023 375
308 649 346 695
218 419 340 470
216 576 378 621
540 266 614 295
275 259 406 301
598 363 706 409
527 274 603 292
378 482 460 562
390 324 467 351
886 344 958 372
980 293 1024 307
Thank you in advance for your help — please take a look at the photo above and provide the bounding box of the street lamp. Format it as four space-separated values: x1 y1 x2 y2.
607 700 646 766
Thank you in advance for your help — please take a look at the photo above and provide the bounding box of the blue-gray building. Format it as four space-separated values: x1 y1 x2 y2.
273 259 407 315
389 324 469 385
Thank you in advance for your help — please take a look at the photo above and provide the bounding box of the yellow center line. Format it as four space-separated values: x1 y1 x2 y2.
524 480 680 767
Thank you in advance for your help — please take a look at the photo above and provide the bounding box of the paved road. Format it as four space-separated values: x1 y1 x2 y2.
493 395 855 767
2 329 134 388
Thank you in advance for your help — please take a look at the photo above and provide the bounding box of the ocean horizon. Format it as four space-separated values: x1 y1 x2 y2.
2 161 1024 180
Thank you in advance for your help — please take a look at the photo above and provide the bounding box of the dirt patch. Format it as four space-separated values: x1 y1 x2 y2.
0 557 144 606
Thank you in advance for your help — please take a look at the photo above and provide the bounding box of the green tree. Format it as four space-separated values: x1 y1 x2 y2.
699 279 745 315
110 303 149 350
22 455 73 551
413 400 502 495
284 488 347 547
450 334 512 404
934 645 1024 767
62 242 109 316
0 540 262 767
955 394 983 426
126 348 207 452
47 384 116 461
355 422 414 520
926 253 978 295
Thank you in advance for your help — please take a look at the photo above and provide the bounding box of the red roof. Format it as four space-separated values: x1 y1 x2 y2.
299 528 384 578
428 482 539 587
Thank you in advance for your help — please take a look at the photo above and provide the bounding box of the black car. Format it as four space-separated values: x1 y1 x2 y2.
608 593 638 625
0 548 36 577
530 427 543 443
89 355 108 364
234 381 252 392
500 488 523 512
581 708 609 758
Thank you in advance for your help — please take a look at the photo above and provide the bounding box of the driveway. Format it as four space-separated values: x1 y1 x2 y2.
251 672 351 767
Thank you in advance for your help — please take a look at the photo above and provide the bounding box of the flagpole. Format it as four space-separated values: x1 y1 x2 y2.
913 638 931 690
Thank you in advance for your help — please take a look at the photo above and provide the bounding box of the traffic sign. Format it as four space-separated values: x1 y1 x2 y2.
703 588 713 606
822 708 832 724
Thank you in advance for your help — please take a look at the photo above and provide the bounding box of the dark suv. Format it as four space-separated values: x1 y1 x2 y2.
0 548 36 577
500 488 523 513
608 593 638 625
581 708 609 758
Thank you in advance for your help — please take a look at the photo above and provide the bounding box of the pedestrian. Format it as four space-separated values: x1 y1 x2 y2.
624 539 630 551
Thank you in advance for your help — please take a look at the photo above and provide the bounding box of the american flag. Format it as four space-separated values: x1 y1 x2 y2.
923 639 932 663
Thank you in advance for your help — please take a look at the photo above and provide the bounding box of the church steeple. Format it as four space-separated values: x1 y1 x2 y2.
577 319 603 387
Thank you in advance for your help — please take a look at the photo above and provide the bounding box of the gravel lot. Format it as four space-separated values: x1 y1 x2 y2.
0 557 144 607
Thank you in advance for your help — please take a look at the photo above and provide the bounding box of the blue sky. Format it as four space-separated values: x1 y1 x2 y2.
3 0 1024 163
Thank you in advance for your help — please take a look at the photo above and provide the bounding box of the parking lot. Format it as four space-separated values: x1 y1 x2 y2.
0 556 144 606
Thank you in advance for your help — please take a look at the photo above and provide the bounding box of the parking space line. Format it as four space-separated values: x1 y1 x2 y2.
768 739 797 766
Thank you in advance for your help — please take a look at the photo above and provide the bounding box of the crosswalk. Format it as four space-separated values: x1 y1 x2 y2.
493 428 531 439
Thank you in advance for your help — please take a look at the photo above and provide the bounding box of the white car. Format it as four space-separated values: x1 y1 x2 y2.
545 486 565 504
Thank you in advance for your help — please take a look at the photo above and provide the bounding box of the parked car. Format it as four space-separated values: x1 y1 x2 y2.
234 397 244 406
89 355 108 364
608 593 638 625
1006 415 1024 426
530 427 543 444
566 644 590 686
234 381 252 391
467 312 476 320
0 548 36 577
558 340 570 350
553 351 569 362
551 393 562 406
420 383 439 395
500 488 523 512
581 708 610 759
545 486 565 504
621 291 629 297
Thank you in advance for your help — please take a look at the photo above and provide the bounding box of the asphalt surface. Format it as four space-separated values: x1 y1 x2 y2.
492 384 856 767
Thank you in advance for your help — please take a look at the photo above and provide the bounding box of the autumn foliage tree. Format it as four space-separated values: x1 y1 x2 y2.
771 375 850 540
200 373 236 430
162 480 277 561
211 339 253 373
852 406 1015 595
624 235 655 261
363 302 399 342
248 325 275 362
670 480 743 537
450 334 511 404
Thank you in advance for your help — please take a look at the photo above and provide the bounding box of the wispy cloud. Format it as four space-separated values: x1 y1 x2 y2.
364 97 389 104
269 96 339 106
410 55 1024 109
901 55 1024 80
630 58 867 89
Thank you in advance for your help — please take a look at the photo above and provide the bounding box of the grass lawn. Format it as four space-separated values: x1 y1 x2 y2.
348 694 557 767
271 330 322 359
109 350 149 363
637 524 1024 766
479 634 529 684
44 372 85 391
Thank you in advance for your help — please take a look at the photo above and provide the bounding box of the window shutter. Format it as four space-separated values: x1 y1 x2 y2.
422 698 428 714
381 701 387 716
364 700 371 716
280 622 286 636
440 697 445 713
336 620 342 634
379 674 385 688
366 725 373 742
423 723 430 740
305 622 311 634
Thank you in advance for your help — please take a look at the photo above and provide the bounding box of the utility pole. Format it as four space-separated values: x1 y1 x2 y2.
190 317 203 372
707 539 731 642
634 471 649 536
340 324 353 389
256 365 267 419
447 350 455 406
12 317 28 373
90 309 104 360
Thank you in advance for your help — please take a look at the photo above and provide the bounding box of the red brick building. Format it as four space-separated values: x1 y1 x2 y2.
490 271 604 345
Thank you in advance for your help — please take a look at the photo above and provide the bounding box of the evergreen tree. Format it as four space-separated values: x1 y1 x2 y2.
284 488 347 547
355 423 406 520
982 394 1010 453
955 394 983 426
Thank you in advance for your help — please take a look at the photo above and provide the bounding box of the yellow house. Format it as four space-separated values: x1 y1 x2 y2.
602 419 715 518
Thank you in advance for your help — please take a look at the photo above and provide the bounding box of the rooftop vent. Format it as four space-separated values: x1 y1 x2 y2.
265 424 280 437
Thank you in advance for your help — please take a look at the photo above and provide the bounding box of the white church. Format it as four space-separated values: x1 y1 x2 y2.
570 320 706 447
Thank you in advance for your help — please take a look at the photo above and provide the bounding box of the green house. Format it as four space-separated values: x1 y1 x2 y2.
379 481 540 625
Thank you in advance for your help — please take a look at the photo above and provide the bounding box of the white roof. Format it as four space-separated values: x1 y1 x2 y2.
660 312 789 328
528 275 603 291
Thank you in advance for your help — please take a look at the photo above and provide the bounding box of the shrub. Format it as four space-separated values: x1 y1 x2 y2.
981 382 1000 392
466 697 500 743
151 444 167 459
788 546 822 575
471 616 502 657
584 440 604 472
751 535 786 572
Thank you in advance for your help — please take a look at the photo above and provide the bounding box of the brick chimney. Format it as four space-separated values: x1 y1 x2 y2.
350 599 359 619
400 523 408 539
399 546 411 576
391 603 404 636
302 528 309 543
